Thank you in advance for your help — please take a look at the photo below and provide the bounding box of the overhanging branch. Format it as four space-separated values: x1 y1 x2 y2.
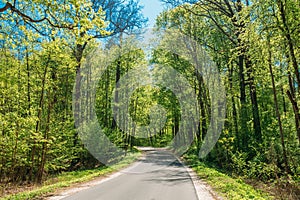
0 2 74 30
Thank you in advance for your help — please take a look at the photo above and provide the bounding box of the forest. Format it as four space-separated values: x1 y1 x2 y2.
0 0 299 199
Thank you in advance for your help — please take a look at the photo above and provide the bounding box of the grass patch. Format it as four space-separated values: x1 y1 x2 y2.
183 154 273 200
1 152 141 200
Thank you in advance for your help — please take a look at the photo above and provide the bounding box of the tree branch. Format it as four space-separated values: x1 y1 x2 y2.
0 2 10 12
0 2 74 30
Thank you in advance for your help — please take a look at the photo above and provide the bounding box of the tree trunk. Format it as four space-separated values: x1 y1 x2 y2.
29 54 50 181
287 90 300 144
238 54 249 150
268 38 290 174
36 91 53 184
284 49 300 144
245 56 262 143
277 0 300 87
112 59 121 129
229 64 239 149
26 47 31 116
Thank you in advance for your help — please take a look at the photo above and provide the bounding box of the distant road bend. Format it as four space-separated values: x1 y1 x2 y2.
51 148 216 200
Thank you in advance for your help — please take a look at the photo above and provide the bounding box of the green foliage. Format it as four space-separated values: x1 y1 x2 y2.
183 153 273 200
1 152 141 200
0 0 147 187
0 0 299 198
155 0 299 196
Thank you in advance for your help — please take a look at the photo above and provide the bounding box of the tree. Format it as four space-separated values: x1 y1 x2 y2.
0 0 147 184
156 0 299 187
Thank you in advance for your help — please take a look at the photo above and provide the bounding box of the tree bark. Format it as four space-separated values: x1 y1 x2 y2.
29 54 50 181
245 56 262 143
277 0 300 87
268 38 290 174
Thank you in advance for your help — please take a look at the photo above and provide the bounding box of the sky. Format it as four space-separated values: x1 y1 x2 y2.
139 0 164 27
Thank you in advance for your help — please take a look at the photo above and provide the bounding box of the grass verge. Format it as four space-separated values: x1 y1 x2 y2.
1 152 141 200
182 154 273 200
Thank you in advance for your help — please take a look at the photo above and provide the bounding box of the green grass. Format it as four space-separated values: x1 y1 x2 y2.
1 152 141 200
183 154 273 200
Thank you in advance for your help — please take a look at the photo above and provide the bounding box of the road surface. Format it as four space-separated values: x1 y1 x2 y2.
56 148 215 200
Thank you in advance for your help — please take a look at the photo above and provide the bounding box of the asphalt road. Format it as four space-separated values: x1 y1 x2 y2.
61 149 215 200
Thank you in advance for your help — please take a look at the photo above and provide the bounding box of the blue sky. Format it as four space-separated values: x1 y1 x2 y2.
140 0 164 27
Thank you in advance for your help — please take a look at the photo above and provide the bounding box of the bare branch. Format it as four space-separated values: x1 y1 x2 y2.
0 2 10 12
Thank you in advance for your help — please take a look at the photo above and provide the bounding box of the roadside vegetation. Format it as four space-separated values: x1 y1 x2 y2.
1 152 141 200
183 152 272 200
